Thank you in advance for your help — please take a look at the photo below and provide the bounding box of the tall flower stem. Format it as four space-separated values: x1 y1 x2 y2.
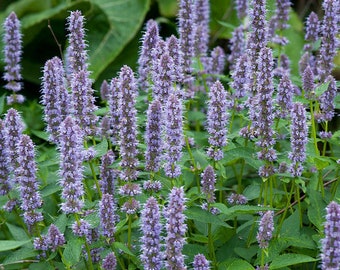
309 101 319 155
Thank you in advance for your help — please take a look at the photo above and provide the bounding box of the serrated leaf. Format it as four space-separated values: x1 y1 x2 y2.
185 207 232 228
3 247 37 265
31 130 49 141
307 189 326 231
218 258 255 270
41 183 61 197
113 242 135 257
62 238 83 266
94 138 108 158
0 94 5 115
270 254 317 269
314 81 330 97
0 240 31 252
157 0 178 17
6 223 30 241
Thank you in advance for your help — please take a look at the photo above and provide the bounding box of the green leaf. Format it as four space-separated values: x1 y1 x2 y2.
214 203 273 216
223 147 263 170
113 242 135 257
218 258 255 270
3 247 37 265
0 94 5 115
0 240 31 252
185 207 232 228
157 0 178 17
270 254 317 269
41 183 61 197
87 0 150 79
6 223 30 241
94 138 108 158
307 189 326 231
31 130 49 141
62 238 83 267
314 81 330 97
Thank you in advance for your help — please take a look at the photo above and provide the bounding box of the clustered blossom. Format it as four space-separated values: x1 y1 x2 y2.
108 77 121 143
140 197 163 270
99 150 117 195
0 120 11 195
194 0 210 57
145 99 163 172
235 0 248 20
228 26 246 71
47 224 65 252
164 187 187 270
207 81 229 161
256 210 274 249
121 198 140 215
231 54 250 100
3 12 25 104
227 193 248 205
269 0 290 43
302 65 315 100
143 180 162 193
317 0 340 80
164 94 183 178
209 46 226 77
318 75 337 122
59 116 85 214
16 135 43 229
102 252 117 270
321 201 340 270
138 19 160 90
118 66 139 181
193 254 210 270
276 74 293 118
41 57 70 143
201 166 216 203
304 12 320 51
289 103 308 177
99 193 117 243
100 80 109 102
166 35 182 82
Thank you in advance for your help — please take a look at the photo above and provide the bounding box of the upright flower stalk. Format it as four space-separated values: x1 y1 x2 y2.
108 77 121 144
59 116 85 214
0 119 11 195
2 12 25 104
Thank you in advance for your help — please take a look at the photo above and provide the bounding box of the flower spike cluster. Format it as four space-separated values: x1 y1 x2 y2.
0 120 11 195
256 210 274 249
193 254 210 270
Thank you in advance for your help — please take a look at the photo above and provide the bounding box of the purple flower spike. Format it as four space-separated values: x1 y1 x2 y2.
164 94 183 178
17 135 43 228
140 197 163 270
193 254 210 270
118 65 139 181
235 0 248 20
121 198 140 215
3 12 24 101
201 166 216 203
288 103 308 177
138 19 160 90
257 210 274 249
164 187 187 270
277 74 293 118
317 0 340 80
167 35 183 82
231 54 250 99
99 193 117 243
319 75 337 122
59 116 85 214
194 0 210 57
102 252 117 270
0 120 11 195
47 224 65 252
67 10 88 74
100 80 109 102
41 57 70 143
99 150 117 195
302 65 315 100
210 46 226 76
207 81 228 161
71 70 98 136
305 12 320 43
145 99 163 172
321 201 340 270
228 26 246 71
271 0 291 32
108 77 121 143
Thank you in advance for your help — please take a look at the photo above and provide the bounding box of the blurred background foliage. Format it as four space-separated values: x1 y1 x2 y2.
0 0 337 102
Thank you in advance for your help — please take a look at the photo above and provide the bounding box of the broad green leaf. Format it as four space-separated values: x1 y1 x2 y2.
0 240 31 252
218 258 255 270
3 247 37 265
270 254 317 269
0 94 5 115
113 242 135 257
94 138 108 158
307 189 326 231
62 238 83 266
280 209 300 237
185 206 232 228
157 0 178 17
31 130 49 141
41 183 61 197
28 262 55 270
87 0 150 79
6 223 30 241
54 214 68 233
214 203 273 216
314 81 330 97
223 147 263 170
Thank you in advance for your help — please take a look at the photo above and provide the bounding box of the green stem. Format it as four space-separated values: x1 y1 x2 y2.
309 101 319 155
207 222 216 268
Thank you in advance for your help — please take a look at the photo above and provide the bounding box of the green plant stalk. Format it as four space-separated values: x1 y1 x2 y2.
185 136 199 193
277 181 295 234
318 170 325 198
207 217 216 268
309 101 319 155
89 160 102 198
295 183 303 228
75 214 94 270
322 121 328 157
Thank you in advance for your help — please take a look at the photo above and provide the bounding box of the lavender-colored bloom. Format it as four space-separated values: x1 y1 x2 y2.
231 54 250 99
319 131 332 140
228 26 246 71
207 81 228 161
143 180 162 193
302 65 315 100
164 187 187 270
47 224 65 252
119 183 142 196
0 120 11 195
121 198 140 215
3 12 23 98
178 0 197 74
99 150 117 195
257 210 274 249
99 193 116 243
67 10 88 74
108 77 120 143
41 57 70 143
152 53 175 103
274 53 291 77
102 252 117 270
277 74 293 118
235 0 248 20
193 254 210 270
194 0 210 57
255 48 276 164
317 0 340 80
321 201 340 270
72 219 91 240
271 0 290 32
210 46 226 76
145 99 163 172
59 116 84 214
71 70 98 136
201 166 216 203
256 264 269 270
140 197 163 270
319 75 337 122
33 235 49 258
100 116 112 139
3 199 18 212
100 80 109 102
4 108 24 179
118 66 139 181
164 94 183 178
138 19 160 90
305 12 320 43
288 103 308 177
167 35 182 82
16 135 43 228
227 193 248 205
